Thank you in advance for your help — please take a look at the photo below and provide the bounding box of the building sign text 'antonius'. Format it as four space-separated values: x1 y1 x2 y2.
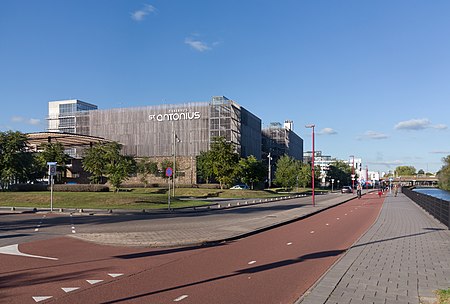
148 108 201 122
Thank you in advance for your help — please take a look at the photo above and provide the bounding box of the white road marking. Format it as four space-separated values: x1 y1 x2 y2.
108 273 124 278
86 279 103 285
72 230 76 234
174 295 189 302
345 213 348 215
0 244 58 260
310 231 315 234
34 215 46 232
286 242 293 246
32 296 53 302
337 218 340 220
326 223 329 226
62 287 80 293
248 260 256 265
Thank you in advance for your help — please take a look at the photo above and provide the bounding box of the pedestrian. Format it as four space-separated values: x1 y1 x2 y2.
394 184 398 197
357 184 362 199
378 188 382 198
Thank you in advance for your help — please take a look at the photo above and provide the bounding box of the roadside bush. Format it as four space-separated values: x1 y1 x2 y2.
9 184 48 192
53 184 110 192
196 184 221 189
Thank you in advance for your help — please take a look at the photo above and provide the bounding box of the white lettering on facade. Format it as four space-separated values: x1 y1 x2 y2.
148 110 201 122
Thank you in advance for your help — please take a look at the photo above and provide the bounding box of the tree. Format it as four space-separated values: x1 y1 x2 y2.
137 157 158 187
327 160 352 187
82 142 136 191
0 130 34 189
297 163 312 188
196 150 214 183
438 155 450 191
236 155 266 189
417 169 425 175
82 144 108 184
394 166 416 176
36 142 70 181
274 155 303 189
107 154 136 192
209 137 240 189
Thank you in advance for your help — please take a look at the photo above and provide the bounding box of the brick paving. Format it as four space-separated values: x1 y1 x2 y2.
297 192 450 304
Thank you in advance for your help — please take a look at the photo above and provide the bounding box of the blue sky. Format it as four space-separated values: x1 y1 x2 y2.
1 0 450 174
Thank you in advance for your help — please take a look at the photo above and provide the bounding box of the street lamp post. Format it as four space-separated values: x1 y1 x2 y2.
350 155 355 191
305 124 315 206
172 132 180 197
267 152 272 188
331 178 335 193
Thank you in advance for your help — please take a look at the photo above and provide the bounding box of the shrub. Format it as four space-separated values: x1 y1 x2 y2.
53 184 110 192
9 184 48 192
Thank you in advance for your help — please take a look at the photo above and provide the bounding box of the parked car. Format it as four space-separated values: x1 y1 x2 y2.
230 184 250 190
341 186 353 193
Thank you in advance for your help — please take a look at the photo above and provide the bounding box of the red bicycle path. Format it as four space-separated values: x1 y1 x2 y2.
0 193 384 304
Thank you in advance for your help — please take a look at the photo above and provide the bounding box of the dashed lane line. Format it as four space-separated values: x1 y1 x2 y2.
32 273 125 302
248 260 256 265
32 296 53 303
62 287 80 293
70 214 76 234
87 279 104 285
174 295 189 302
34 215 46 232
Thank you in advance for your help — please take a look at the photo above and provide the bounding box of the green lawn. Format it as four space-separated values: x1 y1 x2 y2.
0 187 310 210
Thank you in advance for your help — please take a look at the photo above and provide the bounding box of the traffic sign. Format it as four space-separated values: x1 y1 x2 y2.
47 162 57 176
165 167 173 177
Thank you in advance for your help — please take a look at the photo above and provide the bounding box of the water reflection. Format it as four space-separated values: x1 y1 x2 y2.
413 188 450 201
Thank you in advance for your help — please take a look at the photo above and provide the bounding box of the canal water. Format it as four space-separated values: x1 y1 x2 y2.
413 188 450 202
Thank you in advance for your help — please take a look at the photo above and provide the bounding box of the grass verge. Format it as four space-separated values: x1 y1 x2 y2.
0 187 311 210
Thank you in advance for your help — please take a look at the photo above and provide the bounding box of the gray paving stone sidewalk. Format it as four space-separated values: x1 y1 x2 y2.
297 192 450 304
72 193 355 247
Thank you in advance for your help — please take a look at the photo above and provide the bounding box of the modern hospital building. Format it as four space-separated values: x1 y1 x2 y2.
46 96 303 184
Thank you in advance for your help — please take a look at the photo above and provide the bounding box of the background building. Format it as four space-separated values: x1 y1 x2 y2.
47 96 262 184
48 99 97 134
86 96 261 159
47 99 98 157
262 120 304 163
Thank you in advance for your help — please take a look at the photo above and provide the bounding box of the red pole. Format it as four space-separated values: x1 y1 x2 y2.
366 165 369 190
312 125 315 206
351 156 355 190
306 124 315 207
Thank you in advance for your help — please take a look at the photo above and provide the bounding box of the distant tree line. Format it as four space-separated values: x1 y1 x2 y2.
5 130 449 192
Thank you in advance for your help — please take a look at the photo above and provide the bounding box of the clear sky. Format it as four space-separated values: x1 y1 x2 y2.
1 0 450 174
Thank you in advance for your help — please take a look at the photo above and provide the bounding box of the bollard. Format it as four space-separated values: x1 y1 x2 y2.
11 207 15 211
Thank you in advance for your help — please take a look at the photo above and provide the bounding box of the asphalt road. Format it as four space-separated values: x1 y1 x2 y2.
0 193 340 247
0 193 384 303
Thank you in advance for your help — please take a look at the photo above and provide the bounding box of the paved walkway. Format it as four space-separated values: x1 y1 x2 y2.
297 192 450 304
71 193 356 247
